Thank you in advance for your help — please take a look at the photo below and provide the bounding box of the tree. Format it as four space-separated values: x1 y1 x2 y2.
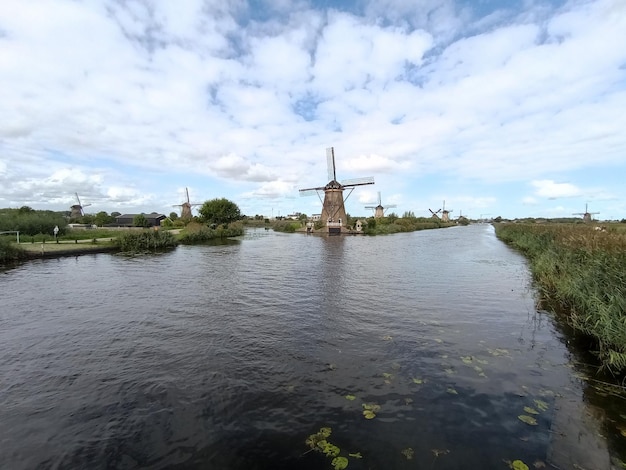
198 198 241 225
94 211 113 227
111 211 121 218
169 212 179 220
133 214 148 228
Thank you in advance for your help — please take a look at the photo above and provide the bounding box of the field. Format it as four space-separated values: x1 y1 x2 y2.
495 222 626 374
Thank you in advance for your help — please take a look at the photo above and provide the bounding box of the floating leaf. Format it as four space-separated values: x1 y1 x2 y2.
328 364 337 371
345 395 356 401
533 461 546 469
383 372 393 379
320 427 332 438
444 368 455 375
534 399 549 412
461 356 473 364
363 410 376 419
404 398 413 405
348 452 362 459
412 377 423 384
434 338 443 343
477 359 489 365
320 442 340 457
488 348 509 356
382 335 393 341
363 403 381 412
518 415 538 426
510 460 529 470
473 366 483 373
447 387 458 395
331 456 349 470
524 407 539 415
440 354 449 359
401 447 414 460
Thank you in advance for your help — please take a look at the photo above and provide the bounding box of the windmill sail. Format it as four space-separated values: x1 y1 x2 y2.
299 147 375 234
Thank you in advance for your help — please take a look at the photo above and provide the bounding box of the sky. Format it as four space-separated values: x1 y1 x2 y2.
1 0 625 221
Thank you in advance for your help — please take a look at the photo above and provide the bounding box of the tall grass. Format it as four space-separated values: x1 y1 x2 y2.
495 223 626 374
178 221 244 243
115 230 178 253
0 238 27 264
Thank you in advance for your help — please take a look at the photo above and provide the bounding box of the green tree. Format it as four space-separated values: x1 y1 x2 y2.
133 214 148 228
111 211 121 218
94 211 113 227
403 211 415 218
169 212 179 220
198 198 241 225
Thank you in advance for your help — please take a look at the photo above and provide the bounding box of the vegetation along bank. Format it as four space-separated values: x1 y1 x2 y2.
494 222 626 375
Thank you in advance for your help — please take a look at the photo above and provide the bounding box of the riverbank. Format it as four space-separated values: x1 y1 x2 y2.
494 222 626 375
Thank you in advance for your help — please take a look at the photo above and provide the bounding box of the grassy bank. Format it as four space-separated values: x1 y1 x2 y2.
495 223 626 374
0 237 28 264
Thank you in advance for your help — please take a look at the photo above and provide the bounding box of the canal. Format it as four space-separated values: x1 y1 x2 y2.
0 224 623 469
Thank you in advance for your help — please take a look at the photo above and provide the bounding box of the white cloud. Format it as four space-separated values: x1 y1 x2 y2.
531 180 581 199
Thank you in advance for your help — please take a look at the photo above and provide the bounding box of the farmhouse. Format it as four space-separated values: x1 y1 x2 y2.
115 213 166 227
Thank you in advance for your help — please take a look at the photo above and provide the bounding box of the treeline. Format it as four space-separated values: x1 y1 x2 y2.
0 207 68 237
494 223 626 374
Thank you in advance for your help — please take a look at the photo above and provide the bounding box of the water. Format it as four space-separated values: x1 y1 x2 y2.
0 225 623 469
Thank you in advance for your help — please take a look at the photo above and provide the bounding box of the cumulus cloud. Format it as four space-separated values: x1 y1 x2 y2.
531 180 581 199
1 0 625 217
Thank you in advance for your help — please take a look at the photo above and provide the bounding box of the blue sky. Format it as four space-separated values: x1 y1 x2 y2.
1 0 624 220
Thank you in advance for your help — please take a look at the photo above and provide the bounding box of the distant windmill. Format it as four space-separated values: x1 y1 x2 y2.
429 207 442 219
173 187 201 220
70 192 91 218
365 192 396 218
441 200 453 222
299 147 375 234
573 203 599 223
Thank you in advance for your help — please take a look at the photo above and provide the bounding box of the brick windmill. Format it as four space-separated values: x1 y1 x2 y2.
365 192 396 218
70 192 91 218
299 147 374 234
573 203 599 223
173 187 201 221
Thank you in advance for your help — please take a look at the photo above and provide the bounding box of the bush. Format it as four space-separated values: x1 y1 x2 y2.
115 230 178 253
0 237 26 264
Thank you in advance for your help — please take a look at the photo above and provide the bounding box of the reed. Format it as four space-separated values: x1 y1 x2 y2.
495 223 626 374
115 230 178 253
0 237 27 264
178 221 244 243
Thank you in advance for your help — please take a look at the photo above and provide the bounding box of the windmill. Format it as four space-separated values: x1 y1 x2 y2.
441 200 453 222
70 192 91 218
429 207 441 219
299 147 375 234
173 187 201 220
573 203 599 223
365 192 396 218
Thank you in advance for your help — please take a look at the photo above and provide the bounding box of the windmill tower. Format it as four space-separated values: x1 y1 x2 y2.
299 147 374 234
70 192 91 218
173 187 201 221
573 203 599 223
441 200 453 222
365 192 396 218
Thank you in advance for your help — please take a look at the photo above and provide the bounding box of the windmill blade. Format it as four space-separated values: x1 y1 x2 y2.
186 187 190 204
377 192 382 205
299 188 323 196
364 205 377 209
386 204 397 209
75 192 82 206
326 147 336 182
341 176 375 187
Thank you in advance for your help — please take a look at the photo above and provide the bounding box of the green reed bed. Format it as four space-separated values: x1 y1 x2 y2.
178 221 244 243
495 223 626 374
115 230 178 253
0 237 27 264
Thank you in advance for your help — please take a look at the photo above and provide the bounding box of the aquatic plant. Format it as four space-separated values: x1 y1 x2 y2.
0 237 27 264
495 223 626 374
304 427 355 469
115 230 178 253
178 221 244 243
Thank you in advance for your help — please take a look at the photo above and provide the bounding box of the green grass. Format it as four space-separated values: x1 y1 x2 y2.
178 221 244 243
0 237 27 264
495 223 626 374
